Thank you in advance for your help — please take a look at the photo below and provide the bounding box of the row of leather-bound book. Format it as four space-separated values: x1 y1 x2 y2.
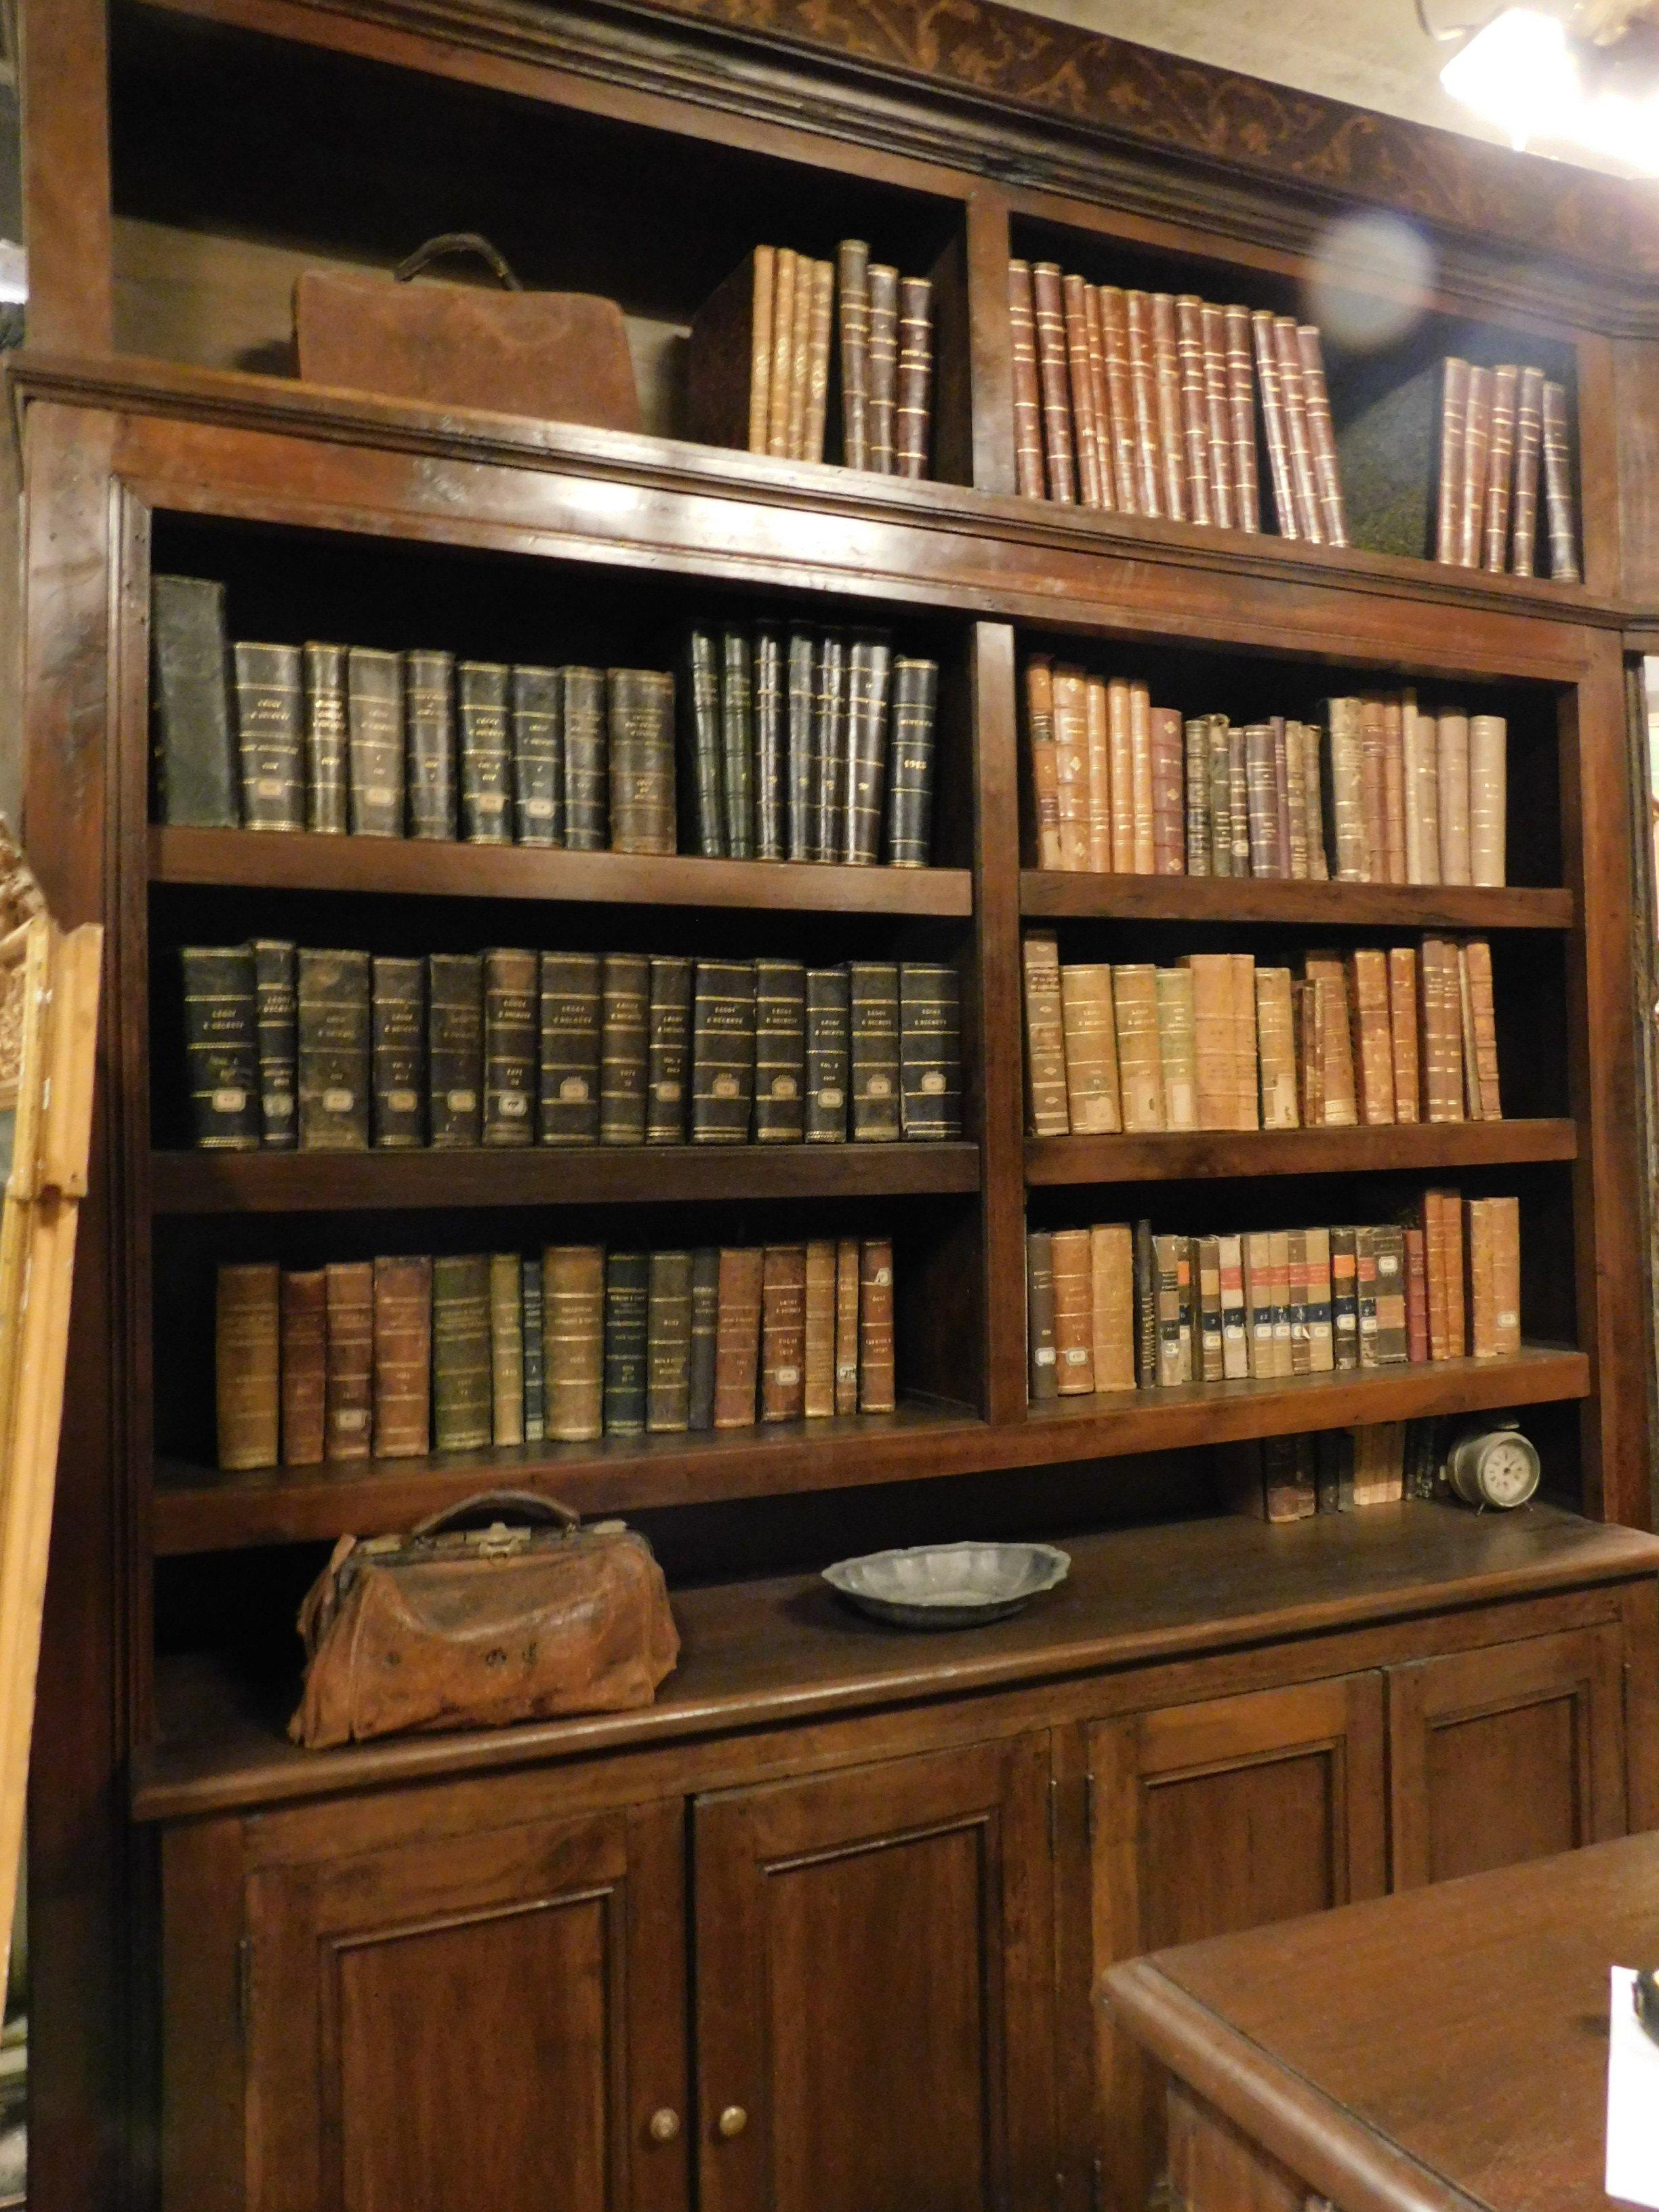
1022 935 1502 1139
1434 356 1578 580
1218 1423 1435 1519
1026 1191 1521 1404
1026 661 1509 887
182 943 962 1152
215 1237 898 1471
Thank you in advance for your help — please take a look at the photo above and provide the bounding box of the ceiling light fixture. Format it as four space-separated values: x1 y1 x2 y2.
1431 1 1659 169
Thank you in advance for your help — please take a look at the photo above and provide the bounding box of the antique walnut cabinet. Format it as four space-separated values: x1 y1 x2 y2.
14 0 1659 2207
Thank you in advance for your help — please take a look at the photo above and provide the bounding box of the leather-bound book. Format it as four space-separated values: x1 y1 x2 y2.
1403 1226 1429 1364
753 628 786 861
1221 306 1261 532
1418 940 1465 1124
1402 706 1440 884
684 628 726 858
1541 380 1580 581
717 631 755 861
685 246 775 453
1185 953 1233 1132
1151 706 1185 874
785 630 817 861
1023 932 1071 1137
1322 697 1368 882
1372 1226 1410 1366
599 951 650 1146
1062 274 1104 509
1027 1229 1058 1402
325 1260 375 1459
427 951 483 1148
1296 324 1348 546
834 1237 861 1413
1125 291 1164 516
1440 1188 1469 1358
1030 264 1077 502
372 1253 432 1458
1298 722 1330 879
232 642 306 832
884 653 939 870
602 1249 649 1435
1150 293 1187 520
1286 1228 1311 1375
1128 680 1156 876
1326 1225 1358 1371
1155 966 1197 1132
1087 1223 1135 1391
1111 964 1166 1132
1183 718 1211 874
1230 951 1261 1132
1456 945 1481 1120
1209 1231 1244 1380
1226 722 1251 877
1305 960 1357 1127
866 263 900 475
1460 365 1493 569
1084 286 1129 515
370 954 426 1149
899 963 962 1140
1436 712 1472 884
1154 1233 1193 1385
297 948 370 1151
1197 304 1235 530
510 664 562 847
340 646 403 837
805 965 851 1142
489 1252 525 1447
858 1237 897 1412
1435 356 1470 564
1357 695 1389 884
1463 939 1503 1119
279 1269 327 1466
687 1246 721 1430
1250 312 1298 538
1057 962 1120 1135
1099 678 1131 874
543 1244 605 1441
1130 1218 1155 1386
1283 720 1308 880
1511 365 1544 576
838 240 873 471
848 961 901 1141
1482 365 1520 573
1305 1226 1334 1372
1243 723 1278 878
645 1249 693 1433
520 1257 546 1443
1172 296 1212 525
1050 665 1091 873
151 575 239 827
1468 714 1507 886
691 958 757 1142
609 668 676 857
811 631 848 865
216 1262 280 1471
1272 316 1323 541
789 255 821 460
1050 1227 1094 1393
645 955 693 1144
844 632 895 865
1254 966 1298 1130
538 951 601 1146
483 947 537 1147
182 944 260 1149
1206 717 1233 877
895 274 933 479
252 938 298 1149
560 668 609 850
759 1244 808 1421
301 642 349 835
1483 1194 1521 1357
1349 949 1396 1126
401 647 457 842
1026 656 1063 869
1387 946 1421 1125
1007 260 1047 498
1380 697 1407 885
754 958 807 1142
802 1239 837 1418
712 1246 764 1428
457 660 512 844
802 258 836 464
1353 1227 1383 1371
766 248 798 459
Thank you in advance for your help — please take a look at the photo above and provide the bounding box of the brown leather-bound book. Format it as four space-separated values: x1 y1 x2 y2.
1254 966 1298 1130
858 1238 897 1413
1322 697 1367 882
834 1236 861 1414
1029 263 1076 503
1381 696 1408 886
1151 706 1185 874
1456 945 1481 1120
1222 305 1261 532
1482 363 1520 573
1154 1233 1191 1384
1128 680 1156 875
1050 663 1092 872
1283 721 1308 880
1111 964 1166 1132
1200 302 1236 530
1348 949 1396 1126
1089 286 1136 519
1243 722 1278 878
1229 952 1260 1132
1027 1229 1058 1403
279 1269 327 1467
489 1251 525 1447
1251 310 1298 538
1296 324 1349 546
1270 716 1293 881
1297 722 1330 880
1402 706 1441 884
645 1248 693 1435
1541 380 1580 581
1090 1223 1136 1393
1388 946 1421 1125
608 668 676 856
758 1244 808 1422
325 1260 375 1460
217 1263 280 1471
1357 695 1389 885
1460 364 1493 569
1061 274 1104 509
1184 718 1212 875
1186 953 1233 1132
1418 940 1467 1123
1155 966 1197 1132
1404 1226 1429 1364
1442 1190 1467 1357
712 1246 764 1429
769 246 801 459
802 258 836 464
1025 655 1064 867
1174 295 1213 526
1006 260 1046 498
894 274 933 478
1059 962 1122 1134
1305 960 1357 1127
1226 722 1250 877
686 246 775 453
838 239 872 471
1272 314 1324 543
1463 938 1503 1119
866 262 900 475
1469 714 1507 887
1084 675 1113 874
1124 291 1163 518
1435 356 1470 563
544 1244 605 1441
1151 293 1187 521
1488 1193 1521 1356
1510 364 1544 576
1082 283 1116 509
1051 1227 1095 1395
1023 932 1071 1137
1107 678 1136 873
372 1253 432 1458
802 1239 837 1418
1296 979 1322 1128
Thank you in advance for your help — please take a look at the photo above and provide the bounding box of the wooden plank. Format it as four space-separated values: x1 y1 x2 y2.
1025 1120 1578 1186
1019 873 1574 930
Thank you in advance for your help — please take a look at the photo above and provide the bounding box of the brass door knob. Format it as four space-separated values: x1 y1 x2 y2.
717 2105 748 2139
647 2108 680 2144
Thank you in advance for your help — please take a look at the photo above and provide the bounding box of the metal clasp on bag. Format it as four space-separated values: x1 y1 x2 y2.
466 1520 535 1559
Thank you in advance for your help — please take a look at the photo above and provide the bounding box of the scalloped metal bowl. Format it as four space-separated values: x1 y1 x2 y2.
821 1540 1071 1629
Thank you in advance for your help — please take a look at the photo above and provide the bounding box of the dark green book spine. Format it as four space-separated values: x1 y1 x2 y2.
812 631 848 864
753 958 806 1143
646 1248 693 1433
302 643 349 836
753 627 785 861
609 669 676 855
432 1252 492 1450
691 960 757 1143
251 938 297 1150
427 952 483 1148
405 648 457 842
602 1249 650 1434
844 633 894 865
898 962 962 1139
560 667 609 850
482 947 537 1148
848 960 901 1141
150 575 239 828
684 628 726 857
510 663 562 848
457 660 512 844
688 1246 720 1431
537 950 601 1145
600 951 650 1145
720 631 754 859
181 945 260 1149
886 655 939 867
785 629 816 862
345 646 405 837
520 1258 546 1443
232 641 305 832
804 966 850 1143
370 954 426 1149
295 948 371 1150
646 955 693 1144
1134 1218 1157 1387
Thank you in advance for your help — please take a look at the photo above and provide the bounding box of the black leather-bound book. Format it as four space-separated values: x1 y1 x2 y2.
537 950 602 1145
752 627 786 861
427 951 484 1148
609 670 676 855
848 960 901 1141
646 955 693 1144
899 962 962 1139
785 628 817 862
510 664 562 848
720 632 755 859
251 938 297 1150
753 958 806 1142
302 643 349 836
296 947 371 1151
812 631 848 864
684 628 726 857
602 1249 651 1435
804 966 850 1142
457 660 512 844
687 1246 721 1431
345 647 405 838
232 641 305 833
150 575 239 828
560 667 609 851
886 655 939 866
646 1248 694 1433
691 959 757 1143
483 947 537 1147
405 648 457 842
370 954 426 1149
599 951 650 1145
844 632 895 865
180 944 260 1149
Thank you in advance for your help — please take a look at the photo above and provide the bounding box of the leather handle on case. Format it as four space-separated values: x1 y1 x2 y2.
409 1489 581 1538
394 234 524 292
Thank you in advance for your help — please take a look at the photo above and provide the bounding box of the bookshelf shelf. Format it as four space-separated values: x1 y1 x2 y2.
1017 873 1574 930
1024 1120 1577 1187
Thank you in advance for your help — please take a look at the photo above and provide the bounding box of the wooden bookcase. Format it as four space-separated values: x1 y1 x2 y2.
14 3 1659 2208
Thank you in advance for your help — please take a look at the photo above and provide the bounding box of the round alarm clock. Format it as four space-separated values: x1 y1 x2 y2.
1446 1425 1541 1511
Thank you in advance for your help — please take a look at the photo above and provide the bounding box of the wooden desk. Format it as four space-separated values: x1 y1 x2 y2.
1104 1829 1659 2212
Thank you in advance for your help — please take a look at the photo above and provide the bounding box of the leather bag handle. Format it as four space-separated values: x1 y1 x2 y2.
409 1488 580 1539
394 233 524 293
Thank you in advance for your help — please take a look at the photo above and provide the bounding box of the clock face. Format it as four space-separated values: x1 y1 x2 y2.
1477 1435 1540 1507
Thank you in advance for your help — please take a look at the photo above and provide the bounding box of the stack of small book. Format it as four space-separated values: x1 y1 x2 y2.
182 944 962 1152
1218 1422 1434 1519
684 626 939 864
1022 935 1501 1138
687 240 935 476
1026 661 1508 886
1434 359 1578 581
215 1237 897 1470
1025 1191 1521 1402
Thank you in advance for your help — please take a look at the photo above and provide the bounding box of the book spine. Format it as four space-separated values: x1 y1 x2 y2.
1026 1231 1057 1401
427 951 483 1148
712 1246 764 1427
833 1237 861 1413
1482 364 1519 573
369 954 426 1149
1112 964 1166 1132
510 663 563 848
302 642 350 835
899 962 962 1140
1052 666 1092 873
372 1253 432 1458
279 1269 327 1467
1151 293 1187 521
1222 306 1261 532
1063 272 1105 509
803 1238 838 1417
1468 714 1507 887
760 1244 808 1420
1284 719 1308 880
753 628 786 861
1128 680 1156 876
609 668 677 857
1251 310 1298 539
766 248 798 459
644 955 693 1144
691 959 758 1142
1300 721 1329 880
805 965 851 1142
1058 962 1122 1135
1154 965 1197 1131
1296 323 1349 547
1388 945 1421 1124
866 263 900 476
754 958 808 1141
1404 1227 1429 1364
848 960 902 1141
646 1248 694 1433
150 575 239 828
560 668 609 851
489 1251 525 1446
404 647 457 842
1435 356 1470 564
251 938 298 1149
1437 713 1472 884
544 1244 606 1441
1324 698 1368 882
1225 721 1250 878
838 239 872 472
785 253 813 462
602 1249 649 1434
844 632 895 865
296 948 370 1151
1007 260 1047 498
233 641 306 832
1381 697 1407 886
1023 932 1071 1137
1151 706 1185 876
1153 1233 1189 1384
1254 966 1298 1130
599 950 650 1145
746 245 775 455
537 950 602 1146
1272 314 1324 542
1205 718 1233 878
1174 295 1213 526
182 944 261 1149
1083 283 1116 509
1087 1223 1135 1392
1030 263 1077 503
1464 938 1504 1118
1542 380 1580 582
1460 365 1492 570
1183 718 1211 874
216 1262 281 1470
858 1237 896 1412
803 258 836 466
688 1246 721 1431
1100 287 1141 517
1243 723 1277 878
1125 291 1163 517
684 628 726 858
1050 1227 1094 1393
457 659 512 844
785 630 817 863
1349 948 1396 1126
432 1252 492 1451
482 946 537 1147
1027 655 1063 872
1199 304 1235 531
813 631 848 865
718 632 754 860
895 274 933 480
520 1256 545 1442
1511 365 1544 577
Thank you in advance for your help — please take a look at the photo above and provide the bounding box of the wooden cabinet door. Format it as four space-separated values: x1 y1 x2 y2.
693 1735 1056 2212
1088 1675 1387 2212
244 1798 688 2212
1387 1626 1628 1889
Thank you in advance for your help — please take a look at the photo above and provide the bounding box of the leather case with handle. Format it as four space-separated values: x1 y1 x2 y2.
289 1490 679 1749
293 232 642 432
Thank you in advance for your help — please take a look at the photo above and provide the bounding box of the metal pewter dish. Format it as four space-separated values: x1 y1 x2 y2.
821 1540 1071 1629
